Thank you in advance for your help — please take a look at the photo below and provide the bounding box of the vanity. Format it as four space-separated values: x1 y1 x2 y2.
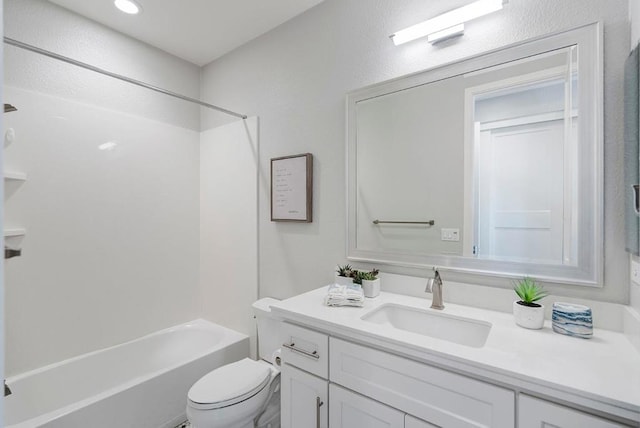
272 288 640 428
269 18 640 428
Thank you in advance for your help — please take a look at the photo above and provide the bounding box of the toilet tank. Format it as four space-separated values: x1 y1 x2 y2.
252 298 282 361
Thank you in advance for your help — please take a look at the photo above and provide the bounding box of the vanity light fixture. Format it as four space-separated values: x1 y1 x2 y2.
390 0 505 45
114 0 142 15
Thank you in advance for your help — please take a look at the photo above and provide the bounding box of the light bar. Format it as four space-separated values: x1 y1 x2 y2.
427 24 465 43
391 0 504 45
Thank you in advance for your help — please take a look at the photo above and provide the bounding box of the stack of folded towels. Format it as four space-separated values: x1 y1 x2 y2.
324 283 365 307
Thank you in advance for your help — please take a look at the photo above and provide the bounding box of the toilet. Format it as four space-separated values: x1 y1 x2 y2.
186 298 282 428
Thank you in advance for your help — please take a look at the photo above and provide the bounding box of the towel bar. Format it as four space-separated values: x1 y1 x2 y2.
372 219 435 226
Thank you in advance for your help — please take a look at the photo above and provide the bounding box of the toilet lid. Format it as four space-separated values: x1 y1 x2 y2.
188 358 271 409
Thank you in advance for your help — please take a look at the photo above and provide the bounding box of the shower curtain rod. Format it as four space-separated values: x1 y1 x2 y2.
3 37 248 120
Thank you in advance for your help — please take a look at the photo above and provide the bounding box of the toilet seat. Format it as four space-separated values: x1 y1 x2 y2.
187 358 272 410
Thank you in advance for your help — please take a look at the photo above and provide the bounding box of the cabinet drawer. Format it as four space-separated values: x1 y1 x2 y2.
330 338 515 428
280 322 329 378
519 395 629 428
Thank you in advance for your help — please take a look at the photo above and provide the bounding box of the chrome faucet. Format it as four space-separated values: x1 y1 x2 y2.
4 380 12 397
4 246 22 260
425 268 444 310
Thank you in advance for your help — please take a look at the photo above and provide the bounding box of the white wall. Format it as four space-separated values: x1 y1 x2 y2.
1 0 5 422
5 0 201 131
4 1 202 376
200 117 259 356
201 0 631 303
630 0 640 313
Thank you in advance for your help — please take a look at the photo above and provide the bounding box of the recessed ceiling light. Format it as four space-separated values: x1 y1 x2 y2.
114 0 142 15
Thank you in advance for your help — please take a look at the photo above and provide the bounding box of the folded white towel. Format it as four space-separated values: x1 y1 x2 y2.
324 283 364 307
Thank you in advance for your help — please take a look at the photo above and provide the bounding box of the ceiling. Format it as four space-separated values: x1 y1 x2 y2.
48 0 325 66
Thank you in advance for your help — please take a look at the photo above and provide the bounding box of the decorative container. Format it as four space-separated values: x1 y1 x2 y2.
552 302 593 339
362 278 380 298
513 301 545 330
334 273 353 285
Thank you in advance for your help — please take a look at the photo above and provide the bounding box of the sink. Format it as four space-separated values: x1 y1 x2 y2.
361 304 492 348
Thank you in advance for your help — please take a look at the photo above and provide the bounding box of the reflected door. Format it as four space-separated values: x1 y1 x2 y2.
476 119 567 264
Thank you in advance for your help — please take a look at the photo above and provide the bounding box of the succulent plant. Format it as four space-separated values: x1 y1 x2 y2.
336 264 354 278
359 269 379 281
353 269 379 284
514 277 547 307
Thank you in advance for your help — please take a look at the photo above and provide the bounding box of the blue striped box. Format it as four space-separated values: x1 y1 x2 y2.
552 302 593 339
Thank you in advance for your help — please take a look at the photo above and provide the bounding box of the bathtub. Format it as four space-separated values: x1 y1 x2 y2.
4 319 249 428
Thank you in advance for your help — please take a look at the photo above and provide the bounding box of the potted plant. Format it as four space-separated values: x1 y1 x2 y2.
513 277 548 330
335 264 355 285
354 269 380 298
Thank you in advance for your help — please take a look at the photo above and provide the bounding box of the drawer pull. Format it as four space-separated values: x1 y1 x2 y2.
282 342 320 360
316 396 324 428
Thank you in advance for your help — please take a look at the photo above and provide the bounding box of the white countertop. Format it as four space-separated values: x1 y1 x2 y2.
271 287 640 422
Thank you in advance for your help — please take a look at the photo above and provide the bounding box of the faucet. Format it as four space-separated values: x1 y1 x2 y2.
4 380 11 397
4 246 22 260
425 268 444 310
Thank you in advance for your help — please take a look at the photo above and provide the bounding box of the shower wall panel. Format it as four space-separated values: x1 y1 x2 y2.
4 86 200 376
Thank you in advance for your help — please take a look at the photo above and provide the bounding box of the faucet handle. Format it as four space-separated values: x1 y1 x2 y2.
425 277 434 293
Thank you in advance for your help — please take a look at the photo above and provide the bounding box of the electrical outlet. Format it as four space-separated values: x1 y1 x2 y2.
631 260 640 286
441 228 460 242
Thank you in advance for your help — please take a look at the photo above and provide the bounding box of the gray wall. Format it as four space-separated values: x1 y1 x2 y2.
630 0 640 312
201 0 631 303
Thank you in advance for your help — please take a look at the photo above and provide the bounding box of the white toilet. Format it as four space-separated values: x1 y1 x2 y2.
186 298 282 428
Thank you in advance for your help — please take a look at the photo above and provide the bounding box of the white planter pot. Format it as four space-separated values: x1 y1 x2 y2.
362 278 380 298
513 301 545 330
335 273 353 285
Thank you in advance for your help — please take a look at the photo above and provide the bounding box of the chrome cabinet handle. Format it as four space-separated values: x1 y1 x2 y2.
282 342 320 360
316 396 324 428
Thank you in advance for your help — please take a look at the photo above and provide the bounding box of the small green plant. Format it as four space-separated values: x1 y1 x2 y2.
513 277 547 307
359 269 379 281
336 264 354 278
353 269 379 285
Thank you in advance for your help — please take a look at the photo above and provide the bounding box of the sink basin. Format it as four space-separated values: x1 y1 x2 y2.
361 304 492 348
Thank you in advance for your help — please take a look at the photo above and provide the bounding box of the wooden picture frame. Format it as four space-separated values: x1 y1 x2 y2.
271 153 313 222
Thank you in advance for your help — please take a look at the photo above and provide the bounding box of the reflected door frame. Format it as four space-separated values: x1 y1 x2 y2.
463 64 577 262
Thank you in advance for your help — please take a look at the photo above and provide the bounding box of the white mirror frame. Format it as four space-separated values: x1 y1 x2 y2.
346 23 603 287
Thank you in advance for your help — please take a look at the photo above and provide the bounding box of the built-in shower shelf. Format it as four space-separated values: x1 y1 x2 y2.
4 228 26 237
4 171 26 181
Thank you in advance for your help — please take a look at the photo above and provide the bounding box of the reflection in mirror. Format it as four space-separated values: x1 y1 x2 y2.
468 47 578 265
348 24 602 286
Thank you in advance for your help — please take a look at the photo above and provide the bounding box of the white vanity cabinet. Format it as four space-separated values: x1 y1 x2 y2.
279 321 637 428
405 415 439 428
518 395 630 428
281 364 328 428
329 337 515 428
329 384 404 428
280 322 329 428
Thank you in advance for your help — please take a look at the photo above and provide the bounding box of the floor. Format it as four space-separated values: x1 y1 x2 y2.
174 422 190 428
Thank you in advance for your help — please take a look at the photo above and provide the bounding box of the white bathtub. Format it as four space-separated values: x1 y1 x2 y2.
4 319 249 428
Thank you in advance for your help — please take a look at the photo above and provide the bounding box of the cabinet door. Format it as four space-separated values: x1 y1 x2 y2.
405 415 439 428
329 384 404 428
281 363 328 428
519 395 627 428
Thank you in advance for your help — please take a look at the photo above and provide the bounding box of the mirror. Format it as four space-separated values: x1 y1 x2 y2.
347 24 603 286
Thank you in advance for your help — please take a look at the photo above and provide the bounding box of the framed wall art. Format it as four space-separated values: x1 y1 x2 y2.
271 153 313 222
